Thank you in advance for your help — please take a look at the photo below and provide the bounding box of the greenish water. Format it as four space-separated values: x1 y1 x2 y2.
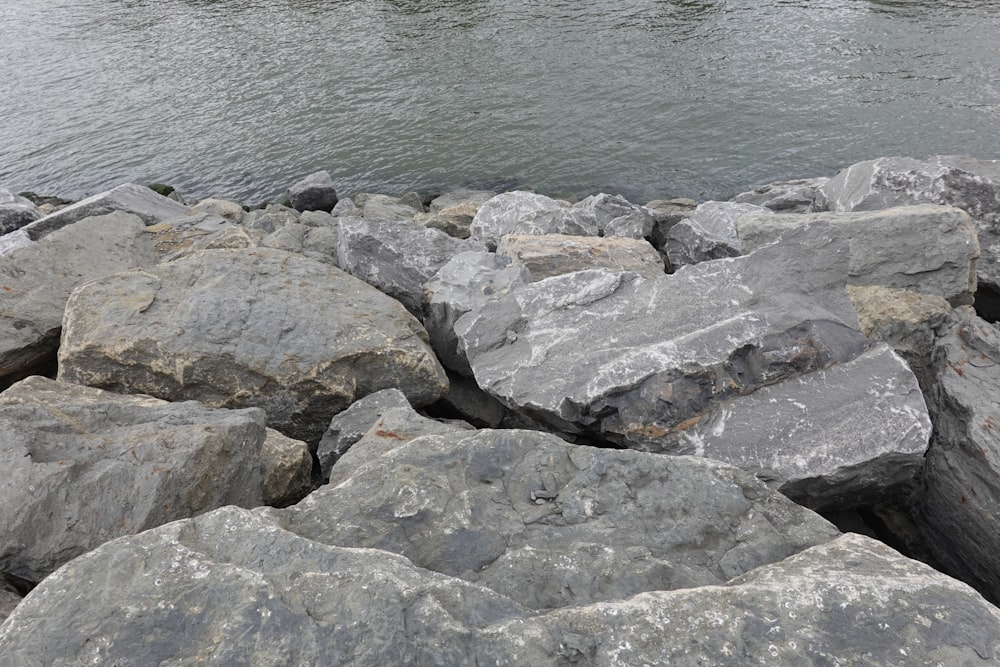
1 0 998 204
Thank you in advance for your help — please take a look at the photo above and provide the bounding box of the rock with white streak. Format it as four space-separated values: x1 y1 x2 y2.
497 233 664 281
260 222 339 266
665 201 768 269
574 192 655 239
316 388 412 479
0 190 42 236
731 176 830 213
469 191 563 250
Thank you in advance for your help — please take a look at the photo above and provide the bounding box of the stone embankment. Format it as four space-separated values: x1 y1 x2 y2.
2 157 1000 663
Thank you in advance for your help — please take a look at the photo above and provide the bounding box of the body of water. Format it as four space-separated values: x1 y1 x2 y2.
1 0 999 204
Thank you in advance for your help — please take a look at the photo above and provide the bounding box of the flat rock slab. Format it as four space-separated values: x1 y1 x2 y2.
281 428 839 611
57 247 448 444
456 239 868 447
0 212 158 388
661 344 931 511
814 155 1000 291
739 204 980 306
497 233 663 281
0 376 265 583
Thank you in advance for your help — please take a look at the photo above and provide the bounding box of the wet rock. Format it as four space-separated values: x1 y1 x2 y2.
0 212 157 388
731 176 830 212
497 233 664 281
739 204 980 306
261 428 313 508
287 170 338 212
57 247 448 444
916 307 1000 603
469 191 563 250
0 190 42 236
660 344 931 511
0 376 265 582
281 428 841 610
814 155 1000 292
423 251 530 375
664 201 768 269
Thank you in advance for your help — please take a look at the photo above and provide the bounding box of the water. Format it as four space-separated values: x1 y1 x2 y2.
1 0 999 204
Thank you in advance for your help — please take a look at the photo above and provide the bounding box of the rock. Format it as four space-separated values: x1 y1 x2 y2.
242 203 299 236
259 223 339 266
469 191 563 250
645 197 698 246
0 376 265 582
506 208 601 240
731 176 830 212
190 198 245 224
0 189 42 236
0 579 19 626
143 212 241 259
316 388 413 480
57 247 448 444
360 193 422 220
456 238 866 446
423 251 530 375
434 371 510 428
429 189 495 214
14 183 188 242
281 428 841 610
497 233 664 281
287 170 338 212
814 155 1000 293
330 196 359 217
848 284 952 391
916 306 1000 603
261 428 313 508
660 344 931 511
416 211 475 239
0 212 158 388
664 201 768 269
337 217 484 315
297 209 337 228
739 204 980 306
574 192 655 238
147 183 184 204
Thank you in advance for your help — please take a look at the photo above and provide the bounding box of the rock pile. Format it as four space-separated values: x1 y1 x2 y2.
3 159 1000 663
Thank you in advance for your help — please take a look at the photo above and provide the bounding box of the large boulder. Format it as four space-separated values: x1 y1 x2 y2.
337 217 484 314
731 176 830 213
664 201 768 269
259 222 340 266
0 212 158 388
497 233 664 281
0 190 42 236
916 306 1000 603
574 192 655 239
814 155 1000 293
738 204 980 306
57 248 448 444
316 388 413 479
280 428 840 610
0 376 265 583
287 170 338 212
469 191 563 250
359 193 423 220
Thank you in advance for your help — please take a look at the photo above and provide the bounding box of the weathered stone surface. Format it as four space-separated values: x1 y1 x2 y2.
574 192 655 238
282 428 840 610
469 191 563 250
338 217 484 314
429 188 495 214
423 251 530 375
153 216 256 261
416 210 475 239
497 233 664 281
287 170 338 212
506 207 601 240
242 203 299 236
360 193 422 220
316 388 412 479
0 212 158 388
848 284 952 390
330 196 359 217
0 376 265 582
815 155 1000 291
260 222 339 266
15 183 188 241
298 209 337 228
261 428 313 508
731 176 830 212
0 190 42 236
645 197 698 248
665 201 768 269
916 307 1000 603
456 239 867 446
190 198 245 224
739 204 980 306
57 248 448 444
0 580 19 626
660 344 931 511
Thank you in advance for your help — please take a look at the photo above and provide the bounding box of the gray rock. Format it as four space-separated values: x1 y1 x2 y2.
415 211 475 239
0 190 42 236
190 198 245 224
0 376 265 582
645 197 698 250
661 344 931 511
731 176 830 212
316 388 412 479
261 428 313 508
665 201 768 269
337 217 484 315
435 371 509 428
574 192 654 239
153 216 257 261
281 428 840 610
241 203 299 236
739 204 980 306
330 196 359 217
287 170 338 212
916 307 1000 603
469 191 563 250
15 183 188 242
260 222 340 266
360 193 422 220
814 155 1000 291
57 247 448 444
0 579 19 626
508 208 600 239
0 212 158 388
297 209 337 228
497 233 664 281
456 238 867 446
423 251 530 375
429 188 496 214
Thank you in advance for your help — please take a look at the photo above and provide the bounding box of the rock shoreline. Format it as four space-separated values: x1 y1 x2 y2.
2 156 1000 663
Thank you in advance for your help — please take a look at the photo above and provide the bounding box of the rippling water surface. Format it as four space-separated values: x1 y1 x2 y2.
1 0 999 203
